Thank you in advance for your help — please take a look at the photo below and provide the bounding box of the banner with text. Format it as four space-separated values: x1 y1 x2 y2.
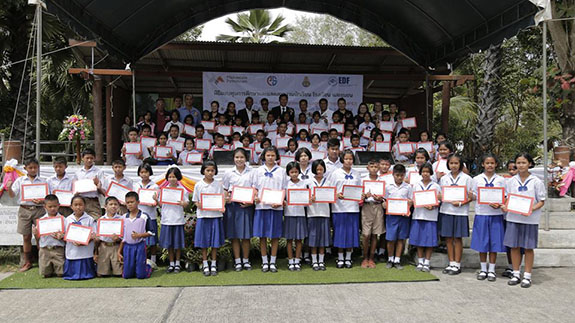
203 72 363 113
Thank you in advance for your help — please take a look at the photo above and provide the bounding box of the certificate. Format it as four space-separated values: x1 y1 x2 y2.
183 124 196 136
329 123 344 133
311 150 326 161
97 218 124 237
435 159 448 173
478 187 505 205
232 141 242 149
253 142 263 153
233 126 245 134
231 186 256 203
138 188 157 206
216 125 232 136
106 182 131 204
64 223 92 245
314 186 336 203
506 194 534 216
221 144 232 151
124 142 142 154
379 121 394 132
160 187 184 205
401 117 417 128
21 183 49 201
382 132 392 142
296 124 309 132
279 155 295 167
168 139 184 152
413 190 439 207
298 141 312 149
442 186 468 202
201 120 215 131
342 185 363 201
195 139 212 151
311 127 326 135
398 142 415 154
276 136 290 149
386 198 410 215
260 188 285 205
185 152 204 164
374 141 391 152
200 193 225 211
408 171 422 185
248 124 264 134
286 124 294 135
363 180 385 196
343 137 352 147
141 136 157 148
73 179 97 194
416 142 433 153
287 189 311 206
361 130 371 139
154 146 173 159
36 216 65 236
53 190 74 207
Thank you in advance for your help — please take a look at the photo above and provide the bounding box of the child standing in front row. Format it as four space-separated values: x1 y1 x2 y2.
134 163 160 267
95 197 123 277
360 159 385 269
33 195 65 278
192 161 226 276
307 160 331 271
47 156 75 216
332 150 362 269
384 164 413 269
502 160 518 278
63 196 97 280
118 192 153 279
284 162 308 271
502 153 545 288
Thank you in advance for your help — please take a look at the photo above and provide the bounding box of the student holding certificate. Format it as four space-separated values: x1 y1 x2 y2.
118 192 153 279
432 141 454 182
94 197 123 277
100 159 134 214
284 162 309 271
384 164 413 270
32 195 65 278
192 161 226 277
252 146 286 273
178 138 200 166
470 154 508 282
5 158 47 272
47 156 76 216
306 160 331 271
438 154 472 276
121 127 144 166
360 160 385 269
392 128 413 164
63 196 97 280
407 148 431 186
153 133 176 165
501 153 545 288
331 150 362 269
74 148 106 219
409 164 441 273
134 163 160 267
222 148 256 271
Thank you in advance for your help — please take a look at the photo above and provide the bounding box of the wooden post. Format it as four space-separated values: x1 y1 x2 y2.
92 77 104 164
441 81 451 134
105 80 113 165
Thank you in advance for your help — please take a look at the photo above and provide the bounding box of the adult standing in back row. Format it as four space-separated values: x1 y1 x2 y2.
270 93 295 122
178 94 202 126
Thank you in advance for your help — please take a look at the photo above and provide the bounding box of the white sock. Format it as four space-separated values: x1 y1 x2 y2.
150 255 157 263
345 251 352 260
418 257 424 265
524 272 532 280
449 261 456 267
211 260 217 267
311 254 318 263
488 263 496 273
235 258 241 265
319 254 325 263
423 259 430 266
480 262 487 272
338 252 344 261
203 260 208 268
270 256 277 264
261 256 268 264
295 258 301 264
170 261 175 266
289 258 294 265
394 256 401 264
175 260 180 266
242 258 249 264
388 256 395 263
513 270 521 278
454 262 461 269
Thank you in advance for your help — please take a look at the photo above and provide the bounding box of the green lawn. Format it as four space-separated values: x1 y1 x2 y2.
0 259 437 289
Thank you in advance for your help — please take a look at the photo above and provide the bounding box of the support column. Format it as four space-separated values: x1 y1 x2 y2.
441 81 451 134
92 77 104 164
105 80 113 165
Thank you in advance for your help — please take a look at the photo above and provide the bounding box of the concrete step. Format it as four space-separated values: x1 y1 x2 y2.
467 212 575 230
456 229 575 249
427 248 575 268
547 197 575 212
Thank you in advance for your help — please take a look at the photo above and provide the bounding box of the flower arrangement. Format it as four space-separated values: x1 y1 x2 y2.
58 114 92 141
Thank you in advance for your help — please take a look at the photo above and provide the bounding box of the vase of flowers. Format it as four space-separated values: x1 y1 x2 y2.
58 114 92 164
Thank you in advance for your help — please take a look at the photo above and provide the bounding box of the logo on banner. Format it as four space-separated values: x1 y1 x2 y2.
328 76 338 86
266 76 278 86
329 76 351 86
302 76 311 87
213 76 225 85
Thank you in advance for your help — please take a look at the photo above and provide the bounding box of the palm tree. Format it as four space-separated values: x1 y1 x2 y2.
216 9 292 43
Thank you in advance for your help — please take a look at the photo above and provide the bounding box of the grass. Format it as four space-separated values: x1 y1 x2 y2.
0 259 437 289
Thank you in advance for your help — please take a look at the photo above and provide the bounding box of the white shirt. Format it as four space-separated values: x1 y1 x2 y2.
75 165 105 198
163 121 184 133
64 212 96 260
134 180 159 220
47 173 75 194
222 165 254 191
12 175 46 206
306 177 330 218
323 157 343 181
385 181 413 200
330 168 362 213
179 149 199 166
253 164 286 210
102 175 134 200
472 173 506 216
358 122 375 146
159 185 188 225
505 174 545 225
412 181 441 221
284 180 307 217
298 164 312 183
439 171 472 216
192 179 224 218
37 214 66 248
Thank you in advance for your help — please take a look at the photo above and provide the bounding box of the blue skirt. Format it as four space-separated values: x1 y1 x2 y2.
160 224 185 249
386 214 410 241
253 209 283 238
63 258 95 280
283 216 308 240
471 214 506 253
146 219 158 246
123 241 152 279
194 217 225 248
439 213 469 238
307 217 331 247
504 222 538 249
224 202 254 239
409 219 438 247
332 212 359 248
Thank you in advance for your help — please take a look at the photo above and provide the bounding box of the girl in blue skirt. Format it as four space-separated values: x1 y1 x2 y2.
134 163 159 268
307 159 331 271
284 162 309 271
63 196 96 280
222 148 255 271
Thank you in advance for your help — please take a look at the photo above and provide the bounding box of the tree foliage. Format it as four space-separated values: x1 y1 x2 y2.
216 10 292 43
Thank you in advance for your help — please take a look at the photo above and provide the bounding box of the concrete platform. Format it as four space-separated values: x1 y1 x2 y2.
429 249 575 269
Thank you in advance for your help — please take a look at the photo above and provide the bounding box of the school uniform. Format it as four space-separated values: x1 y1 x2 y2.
12 175 47 236
47 172 76 216
323 157 343 181
163 121 184 133
283 180 308 240
122 211 153 279
37 214 66 276
134 180 159 246
409 181 440 247
331 168 362 248
153 145 176 165
221 166 255 239
361 175 385 236
298 164 312 182
179 149 199 166
96 213 123 276
470 173 507 253
63 212 96 280
253 164 286 238
503 174 545 249
102 175 134 214
385 181 413 241
275 135 291 155
192 179 225 248
159 185 188 249
392 142 412 164
438 172 472 238
432 158 449 182
75 165 106 218
306 177 332 247
123 142 144 167
358 122 375 147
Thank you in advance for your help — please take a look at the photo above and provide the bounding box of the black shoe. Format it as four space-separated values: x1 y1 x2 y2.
319 262 326 271
203 266 211 277
394 263 403 270
344 260 352 269
173 265 181 273
243 262 252 271
166 265 175 273
336 260 344 269
295 263 302 271
520 278 532 288
477 271 488 280
386 261 394 269
261 263 269 273
234 263 243 272
304 257 311 265
442 266 453 274
448 267 461 275
269 263 278 273
502 268 513 278
487 272 497 282
312 262 320 271
210 266 218 276
508 276 521 286
288 263 296 271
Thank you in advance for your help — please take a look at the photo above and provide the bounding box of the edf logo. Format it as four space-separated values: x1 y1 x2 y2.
338 77 350 84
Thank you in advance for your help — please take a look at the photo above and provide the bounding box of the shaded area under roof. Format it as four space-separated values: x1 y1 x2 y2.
46 0 539 70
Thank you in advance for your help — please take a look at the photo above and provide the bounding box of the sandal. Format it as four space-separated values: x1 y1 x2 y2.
269 263 278 273
288 263 296 271
336 260 344 269
173 265 181 273
294 263 302 271
243 261 252 271
166 265 175 273
203 266 211 277
234 263 243 272
477 271 488 280
261 263 269 273
520 278 532 288
508 275 521 286
210 266 218 276
312 262 320 271
422 265 430 272
344 260 353 269
319 262 326 271
487 272 497 282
